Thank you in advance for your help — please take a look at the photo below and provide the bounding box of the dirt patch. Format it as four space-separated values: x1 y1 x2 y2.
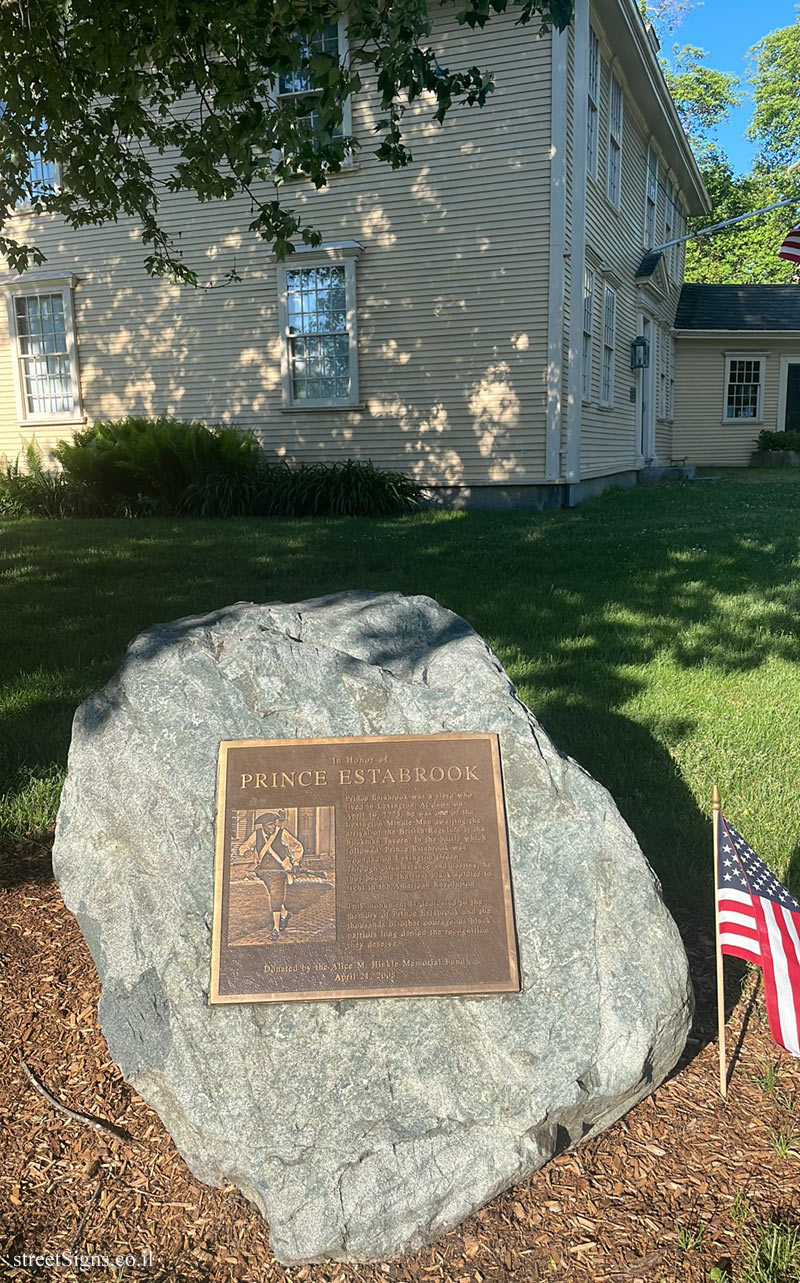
1 842 798 1282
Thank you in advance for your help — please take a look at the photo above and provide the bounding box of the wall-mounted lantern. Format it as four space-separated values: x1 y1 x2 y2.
630 336 650 369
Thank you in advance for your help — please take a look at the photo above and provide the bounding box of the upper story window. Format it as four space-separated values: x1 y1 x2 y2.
601 284 616 407
0 106 61 205
587 29 600 181
3 277 82 423
644 145 659 248
276 245 361 409
276 20 349 144
664 182 675 273
606 74 623 209
724 356 763 421
582 266 595 403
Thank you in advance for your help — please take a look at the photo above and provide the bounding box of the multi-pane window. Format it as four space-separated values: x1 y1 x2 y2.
644 145 658 247
607 75 623 209
655 328 664 420
587 29 600 180
725 357 763 421
278 252 360 407
601 285 616 407
26 153 58 198
582 267 595 402
277 22 344 141
12 292 75 416
664 183 675 273
666 335 675 421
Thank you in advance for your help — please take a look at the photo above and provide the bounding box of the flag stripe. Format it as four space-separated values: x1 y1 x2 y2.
779 223 800 263
720 932 762 962
718 909 758 931
759 899 800 1057
717 889 753 908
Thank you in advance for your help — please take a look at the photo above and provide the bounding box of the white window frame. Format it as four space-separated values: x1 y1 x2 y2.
600 284 616 408
723 354 764 424
3 274 83 426
587 28 600 182
276 242 362 411
606 73 623 210
275 17 352 157
664 182 675 276
644 144 659 248
582 266 595 403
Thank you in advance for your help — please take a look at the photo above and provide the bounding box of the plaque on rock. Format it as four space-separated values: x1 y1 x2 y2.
210 733 519 1003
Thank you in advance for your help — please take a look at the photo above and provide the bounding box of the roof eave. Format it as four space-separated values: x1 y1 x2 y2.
593 0 711 217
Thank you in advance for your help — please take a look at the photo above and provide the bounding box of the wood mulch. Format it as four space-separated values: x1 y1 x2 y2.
1 840 799 1283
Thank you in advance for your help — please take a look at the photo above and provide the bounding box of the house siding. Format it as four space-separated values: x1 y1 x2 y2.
578 9 690 479
673 335 799 466
0 7 555 489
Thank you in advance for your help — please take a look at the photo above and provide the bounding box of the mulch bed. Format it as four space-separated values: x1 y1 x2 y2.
1 840 799 1283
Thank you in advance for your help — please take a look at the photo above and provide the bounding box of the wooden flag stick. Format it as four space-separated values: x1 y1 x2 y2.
713 784 727 1098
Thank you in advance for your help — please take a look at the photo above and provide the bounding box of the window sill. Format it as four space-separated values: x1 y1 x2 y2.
19 417 85 430
281 403 365 413
722 418 763 426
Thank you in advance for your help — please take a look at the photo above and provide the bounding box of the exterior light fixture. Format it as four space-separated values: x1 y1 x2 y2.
630 336 649 369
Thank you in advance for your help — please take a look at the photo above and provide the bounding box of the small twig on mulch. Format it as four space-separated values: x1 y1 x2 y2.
70 1172 106 1252
19 1058 138 1145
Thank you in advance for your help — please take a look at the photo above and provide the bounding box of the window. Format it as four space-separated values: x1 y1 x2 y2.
644 145 658 248
276 19 350 144
276 245 361 408
601 284 616 407
663 183 675 273
26 152 59 199
724 357 763 421
582 266 595 402
0 105 60 204
666 335 675 421
606 74 623 209
4 278 81 422
587 29 600 180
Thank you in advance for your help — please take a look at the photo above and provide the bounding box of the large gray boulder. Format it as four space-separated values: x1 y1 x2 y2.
53 592 691 1263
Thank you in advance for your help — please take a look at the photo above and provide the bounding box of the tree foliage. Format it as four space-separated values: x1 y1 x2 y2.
684 159 797 283
0 0 572 283
662 45 741 159
748 14 800 171
638 0 698 38
659 12 800 286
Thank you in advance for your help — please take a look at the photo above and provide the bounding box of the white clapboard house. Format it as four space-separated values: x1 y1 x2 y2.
0 0 711 507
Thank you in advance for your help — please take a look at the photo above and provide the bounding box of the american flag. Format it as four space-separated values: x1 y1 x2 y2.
717 812 800 1058
778 223 800 264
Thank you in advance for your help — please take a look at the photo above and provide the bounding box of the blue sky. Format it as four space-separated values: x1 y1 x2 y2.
664 0 797 173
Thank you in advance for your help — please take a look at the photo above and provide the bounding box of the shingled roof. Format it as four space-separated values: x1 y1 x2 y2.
675 284 800 331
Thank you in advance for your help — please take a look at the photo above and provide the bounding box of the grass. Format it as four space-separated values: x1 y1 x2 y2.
739 1221 800 1283
1 476 799 914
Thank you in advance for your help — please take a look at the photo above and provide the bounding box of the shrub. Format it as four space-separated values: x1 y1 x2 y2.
53 416 265 515
756 430 800 452
0 442 100 517
0 418 426 518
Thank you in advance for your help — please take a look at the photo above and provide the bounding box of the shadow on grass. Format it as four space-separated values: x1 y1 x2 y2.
1 481 798 937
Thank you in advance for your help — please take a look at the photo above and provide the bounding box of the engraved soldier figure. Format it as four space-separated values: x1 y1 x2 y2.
240 809 304 941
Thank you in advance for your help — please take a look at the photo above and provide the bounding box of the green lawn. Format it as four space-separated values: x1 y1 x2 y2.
2 476 799 917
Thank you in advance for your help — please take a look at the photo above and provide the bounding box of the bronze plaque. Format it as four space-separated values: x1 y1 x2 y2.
210 733 520 1004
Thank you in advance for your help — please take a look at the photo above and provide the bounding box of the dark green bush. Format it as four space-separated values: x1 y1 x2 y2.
0 443 101 517
756 430 800 452
54 415 265 515
2 418 426 518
